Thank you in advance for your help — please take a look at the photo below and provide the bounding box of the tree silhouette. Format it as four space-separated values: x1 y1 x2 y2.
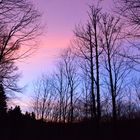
0 83 7 118
0 0 41 93
8 106 22 119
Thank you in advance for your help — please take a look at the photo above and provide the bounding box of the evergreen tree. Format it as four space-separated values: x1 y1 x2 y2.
0 83 7 117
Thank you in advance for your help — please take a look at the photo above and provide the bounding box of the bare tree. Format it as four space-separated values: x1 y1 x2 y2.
80 65 91 119
32 74 55 121
114 0 140 67
60 48 79 122
100 13 132 121
0 0 41 93
74 24 97 119
32 48 79 122
73 5 103 121
52 62 69 122
115 0 140 28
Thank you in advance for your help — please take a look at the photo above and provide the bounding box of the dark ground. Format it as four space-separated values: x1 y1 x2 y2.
0 117 140 140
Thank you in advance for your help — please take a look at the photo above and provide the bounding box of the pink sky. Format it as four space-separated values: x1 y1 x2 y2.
16 0 114 111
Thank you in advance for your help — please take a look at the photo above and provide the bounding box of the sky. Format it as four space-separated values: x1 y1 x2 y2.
15 0 114 111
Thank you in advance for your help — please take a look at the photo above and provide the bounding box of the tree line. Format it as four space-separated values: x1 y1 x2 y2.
0 0 140 124
32 0 140 123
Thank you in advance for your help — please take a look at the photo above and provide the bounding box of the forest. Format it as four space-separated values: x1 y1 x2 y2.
0 0 140 140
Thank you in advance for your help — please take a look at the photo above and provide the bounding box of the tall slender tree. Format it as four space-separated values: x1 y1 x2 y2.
74 5 102 120
0 83 7 118
100 14 132 121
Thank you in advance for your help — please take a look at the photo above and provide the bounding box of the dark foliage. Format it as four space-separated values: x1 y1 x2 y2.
0 84 7 118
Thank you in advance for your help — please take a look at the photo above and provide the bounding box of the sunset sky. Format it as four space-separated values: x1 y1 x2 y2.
15 0 114 111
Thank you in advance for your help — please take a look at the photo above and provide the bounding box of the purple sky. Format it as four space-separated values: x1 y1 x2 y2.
15 0 114 111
